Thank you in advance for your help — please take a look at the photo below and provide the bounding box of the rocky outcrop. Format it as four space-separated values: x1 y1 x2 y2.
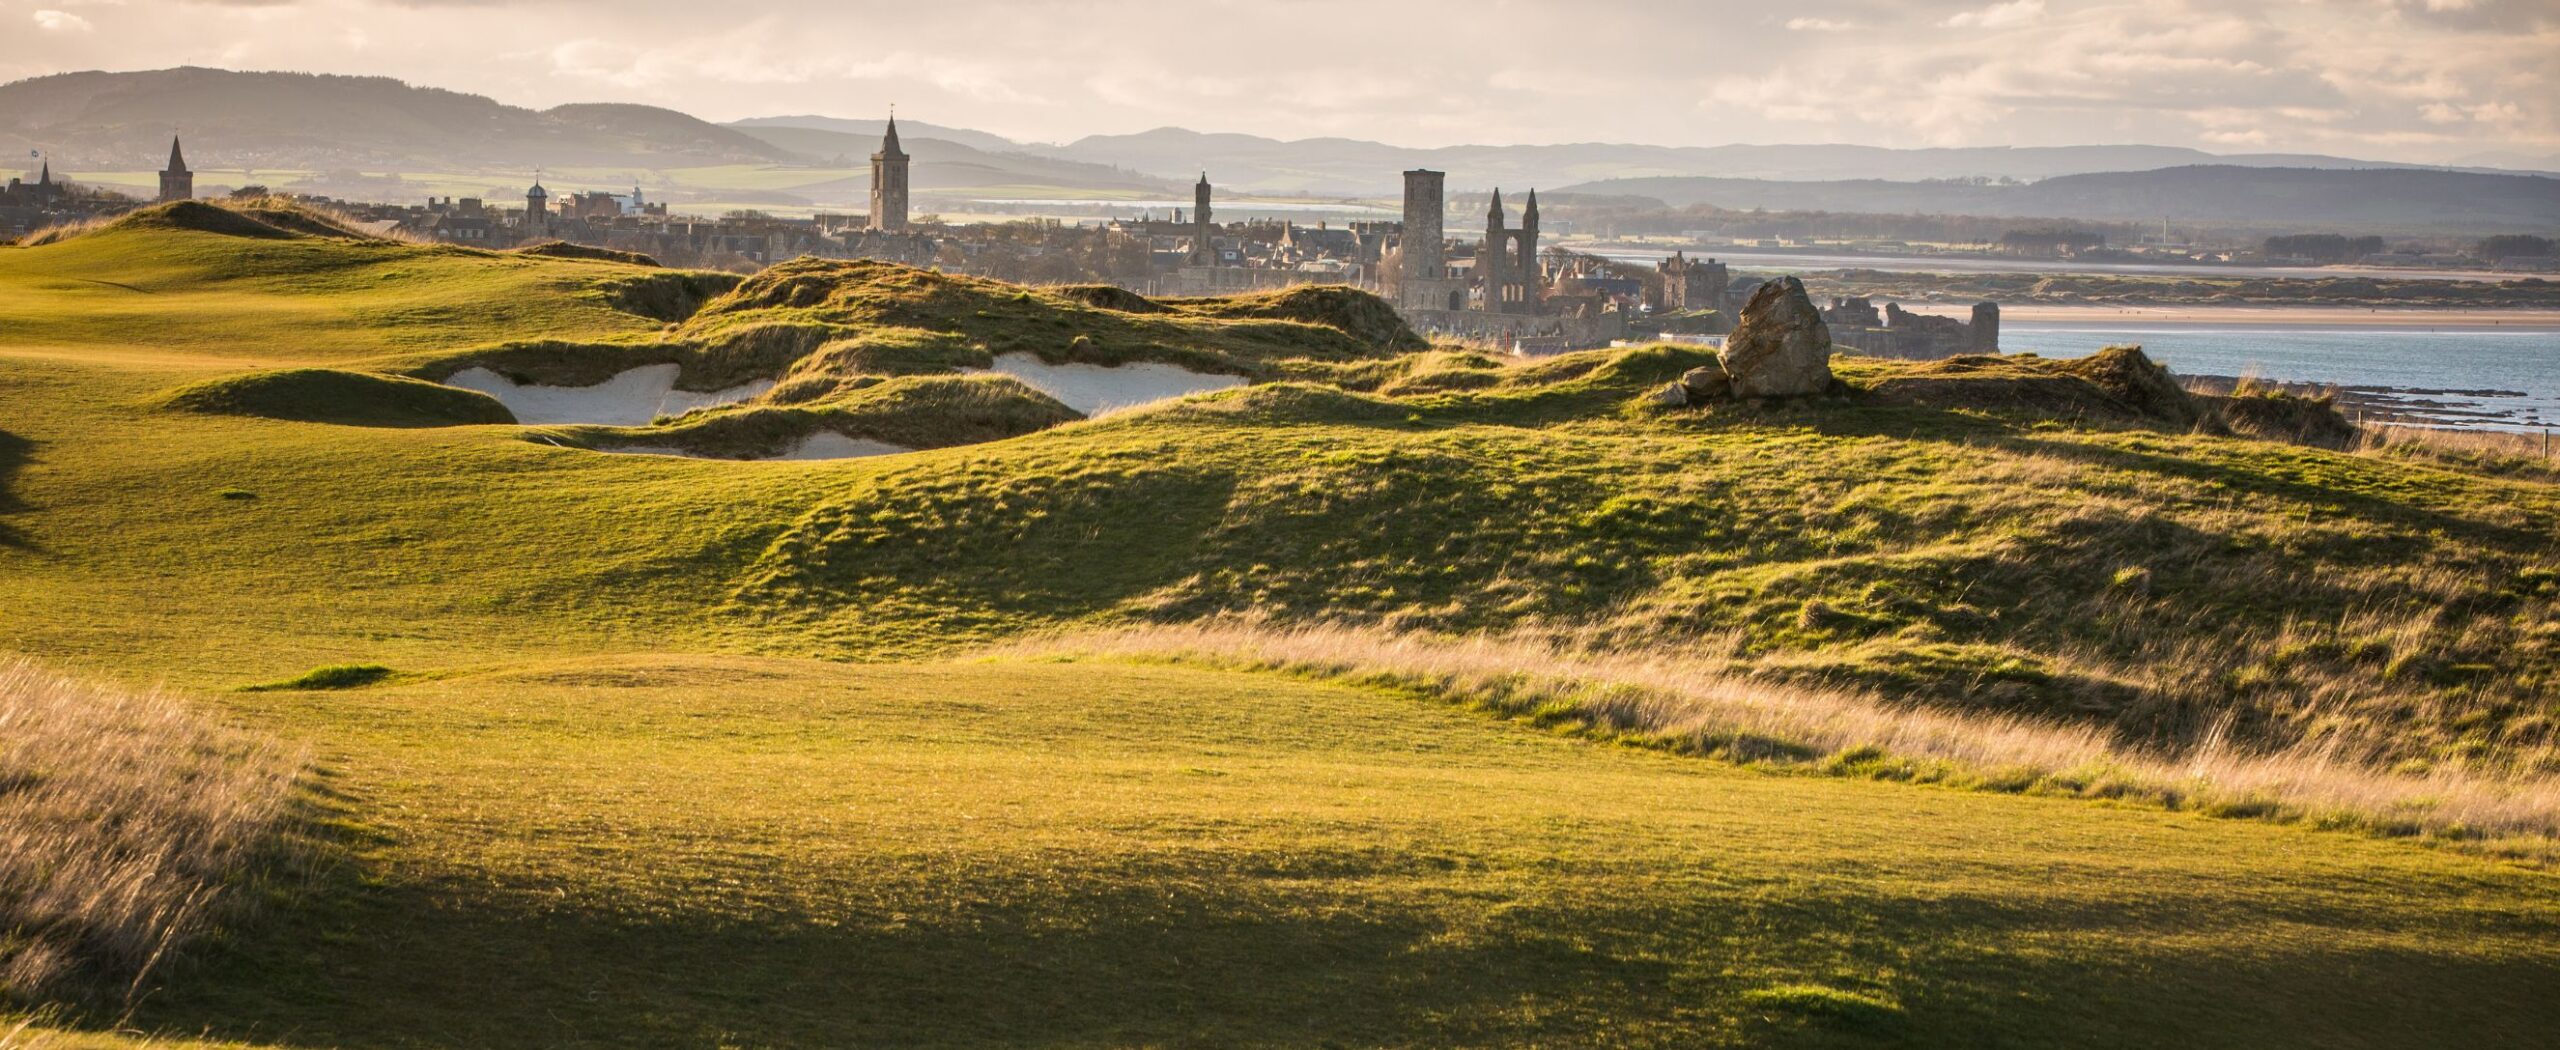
1680 365 1732 402
1720 276 1834 398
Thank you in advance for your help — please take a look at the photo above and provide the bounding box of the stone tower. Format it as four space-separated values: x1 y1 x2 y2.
1399 169 1446 302
1191 171 1213 264
1968 301 2000 352
524 178 548 237
869 115 910 232
157 136 193 203
1482 188 1508 310
1518 189 1541 307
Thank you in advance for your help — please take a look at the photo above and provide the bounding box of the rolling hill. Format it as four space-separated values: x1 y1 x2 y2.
2 199 2556 1047
1017 126 2506 195
0 67 797 170
1561 165 2560 234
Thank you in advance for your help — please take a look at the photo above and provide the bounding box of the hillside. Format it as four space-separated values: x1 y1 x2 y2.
723 124 1181 198
1562 165 2560 234
2 202 2556 1045
1026 127 2482 195
0 67 798 170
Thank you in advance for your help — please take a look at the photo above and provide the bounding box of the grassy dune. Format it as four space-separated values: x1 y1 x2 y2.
2 202 2556 1045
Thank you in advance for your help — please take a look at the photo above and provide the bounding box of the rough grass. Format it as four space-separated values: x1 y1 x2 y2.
551 373 1079 458
0 660 303 1007
1015 622 2560 859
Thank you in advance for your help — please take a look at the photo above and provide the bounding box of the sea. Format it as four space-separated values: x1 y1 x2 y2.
1998 323 2560 432
1587 247 2556 430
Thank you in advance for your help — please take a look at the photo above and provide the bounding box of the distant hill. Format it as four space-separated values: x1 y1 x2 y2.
1557 166 2560 234
728 115 1025 154
1015 127 2519 196
0 68 797 170
724 124 1178 197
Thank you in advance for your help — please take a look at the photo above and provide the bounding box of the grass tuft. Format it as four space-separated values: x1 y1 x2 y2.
1741 983 1906 1030
0 659 303 1007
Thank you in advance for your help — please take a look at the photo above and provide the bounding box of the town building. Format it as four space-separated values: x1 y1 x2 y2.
158 136 193 203
869 116 909 233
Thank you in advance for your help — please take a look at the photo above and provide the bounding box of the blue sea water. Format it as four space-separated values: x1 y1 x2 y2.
1999 323 2560 431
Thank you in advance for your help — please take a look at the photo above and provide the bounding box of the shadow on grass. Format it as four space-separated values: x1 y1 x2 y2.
111 842 2560 1050
0 429 35 552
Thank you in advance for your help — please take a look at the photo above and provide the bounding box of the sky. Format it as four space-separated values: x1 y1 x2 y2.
7 0 2558 165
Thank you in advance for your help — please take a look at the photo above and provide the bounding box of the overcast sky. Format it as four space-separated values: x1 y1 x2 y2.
8 0 2556 164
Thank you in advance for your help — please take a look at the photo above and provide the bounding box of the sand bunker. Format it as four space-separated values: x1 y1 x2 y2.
608 432 912 462
444 364 774 426
968 353 1244 415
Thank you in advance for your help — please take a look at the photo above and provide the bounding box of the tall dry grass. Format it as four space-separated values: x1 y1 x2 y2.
0 660 303 1006
1012 622 2560 859
2358 423 2556 480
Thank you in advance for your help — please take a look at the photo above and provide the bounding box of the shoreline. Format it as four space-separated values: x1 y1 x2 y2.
1896 304 2560 328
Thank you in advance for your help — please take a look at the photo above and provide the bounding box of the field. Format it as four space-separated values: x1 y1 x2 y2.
2 204 2556 1047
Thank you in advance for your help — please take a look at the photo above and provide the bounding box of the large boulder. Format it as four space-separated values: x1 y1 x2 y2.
1719 276 1834 398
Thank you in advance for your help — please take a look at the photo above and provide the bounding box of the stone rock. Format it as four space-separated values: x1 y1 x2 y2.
1719 275 1834 398
1646 381 1691 408
1680 365 1732 402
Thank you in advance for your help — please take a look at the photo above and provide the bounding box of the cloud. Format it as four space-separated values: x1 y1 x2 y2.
1942 0 2045 28
0 0 2547 165
32 10 96 32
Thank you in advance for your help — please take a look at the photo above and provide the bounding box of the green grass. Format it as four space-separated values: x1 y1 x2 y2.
2 205 2556 1045
238 663 396 691
78 657 2560 1047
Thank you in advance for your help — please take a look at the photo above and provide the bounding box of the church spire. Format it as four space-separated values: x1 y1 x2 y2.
1488 187 1503 218
880 110 903 157
166 135 188 174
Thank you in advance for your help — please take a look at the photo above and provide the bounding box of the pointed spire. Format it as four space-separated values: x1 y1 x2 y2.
881 109 903 156
1524 188 1538 216
166 134 187 174
1197 170 1209 187
36 157 49 187
1488 187 1504 218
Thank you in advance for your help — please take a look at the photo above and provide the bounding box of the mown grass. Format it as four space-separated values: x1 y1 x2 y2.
3 207 2557 1044
1014 622 2560 859
25 656 2560 1048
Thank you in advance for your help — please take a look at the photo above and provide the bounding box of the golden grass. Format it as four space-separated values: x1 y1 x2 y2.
1014 622 2560 860
0 661 303 1007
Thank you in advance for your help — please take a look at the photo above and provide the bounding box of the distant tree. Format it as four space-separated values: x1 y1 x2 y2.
230 185 271 199
2477 234 2555 260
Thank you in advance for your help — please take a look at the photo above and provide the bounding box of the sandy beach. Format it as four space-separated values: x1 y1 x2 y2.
1898 304 2560 328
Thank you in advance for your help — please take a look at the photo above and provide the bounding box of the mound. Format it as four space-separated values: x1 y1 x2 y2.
99 199 382 242
691 258 1419 372
1167 284 1428 352
515 241 663 267
585 270 742 323
1054 284 1170 314
160 368 516 427
1858 347 2201 429
2208 391 2362 449
555 373 1079 459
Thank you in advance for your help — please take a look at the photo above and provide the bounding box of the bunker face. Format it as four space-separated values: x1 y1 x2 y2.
444 364 775 426
970 353 1245 415
610 432 912 462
